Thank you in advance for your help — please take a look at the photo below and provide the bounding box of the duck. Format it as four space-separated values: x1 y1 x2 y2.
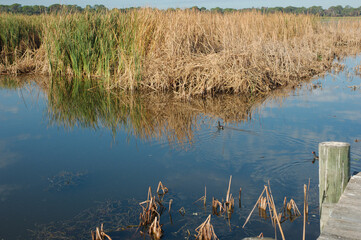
312 151 319 164
217 121 224 130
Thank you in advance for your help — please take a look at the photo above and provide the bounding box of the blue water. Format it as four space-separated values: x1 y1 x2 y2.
0 55 360 240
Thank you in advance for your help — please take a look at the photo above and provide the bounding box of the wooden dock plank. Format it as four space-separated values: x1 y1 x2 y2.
318 173 361 240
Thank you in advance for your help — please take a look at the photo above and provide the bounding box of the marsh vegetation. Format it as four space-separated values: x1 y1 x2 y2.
1 10 360 97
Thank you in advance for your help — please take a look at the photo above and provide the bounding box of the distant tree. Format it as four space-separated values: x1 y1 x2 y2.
10 3 21 12
0 4 360 17
94 4 107 13
190 6 200 12
48 4 62 13
210 7 223 13
224 8 236 13
328 5 343 16
284 6 297 13
307 6 323 15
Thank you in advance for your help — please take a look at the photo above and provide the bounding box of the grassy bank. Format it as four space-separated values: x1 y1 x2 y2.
1 10 361 97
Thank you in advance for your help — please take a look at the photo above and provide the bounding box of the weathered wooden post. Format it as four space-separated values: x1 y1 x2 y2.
319 141 350 231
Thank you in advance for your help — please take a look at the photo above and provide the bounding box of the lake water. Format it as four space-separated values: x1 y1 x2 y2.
0 55 360 240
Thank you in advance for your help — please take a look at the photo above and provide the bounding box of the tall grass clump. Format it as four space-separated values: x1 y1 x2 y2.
43 9 157 88
0 14 43 74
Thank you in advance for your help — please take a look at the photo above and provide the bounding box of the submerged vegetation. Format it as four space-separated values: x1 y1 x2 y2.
30 178 311 240
1 9 361 97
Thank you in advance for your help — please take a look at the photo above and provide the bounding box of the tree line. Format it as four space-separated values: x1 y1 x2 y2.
1 3 361 17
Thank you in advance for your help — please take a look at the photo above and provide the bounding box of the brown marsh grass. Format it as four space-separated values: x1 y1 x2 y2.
1 10 361 97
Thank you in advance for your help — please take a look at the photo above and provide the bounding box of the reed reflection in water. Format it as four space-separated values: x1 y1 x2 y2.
43 78 300 148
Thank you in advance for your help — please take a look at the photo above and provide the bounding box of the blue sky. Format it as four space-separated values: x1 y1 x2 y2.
0 0 360 9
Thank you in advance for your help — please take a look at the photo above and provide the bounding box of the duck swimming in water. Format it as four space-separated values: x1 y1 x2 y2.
217 121 224 130
312 151 319 164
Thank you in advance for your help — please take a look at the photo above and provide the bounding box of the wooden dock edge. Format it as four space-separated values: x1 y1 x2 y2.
318 173 361 240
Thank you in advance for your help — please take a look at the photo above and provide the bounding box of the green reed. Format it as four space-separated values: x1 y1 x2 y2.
0 14 42 65
43 10 144 84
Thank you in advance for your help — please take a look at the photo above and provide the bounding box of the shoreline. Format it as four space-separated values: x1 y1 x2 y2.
1 10 361 97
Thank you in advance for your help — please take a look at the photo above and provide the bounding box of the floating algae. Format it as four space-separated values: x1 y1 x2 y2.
30 199 139 240
46 171 87 192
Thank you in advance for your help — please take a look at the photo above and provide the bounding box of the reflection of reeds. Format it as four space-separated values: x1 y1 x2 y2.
43 78 293 146
1 77 307 147
355 65 361 76
0 76 27 89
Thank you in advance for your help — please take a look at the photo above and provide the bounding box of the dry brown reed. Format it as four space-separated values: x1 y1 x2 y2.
138 182 170 239
156 181 168 195
243 184 285 240
195 215 218 240
178 207 186 216
211 176 234 217
148 217 162 240
2 11 361 97
91 224 112 240
195 186 207 206
168 199 173 213
303 180 310 240
286 199 302 216
139 11 361 97
139 187 160 227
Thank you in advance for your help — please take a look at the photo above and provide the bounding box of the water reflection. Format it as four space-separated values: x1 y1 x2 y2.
0 55 361 240
43 78 298 147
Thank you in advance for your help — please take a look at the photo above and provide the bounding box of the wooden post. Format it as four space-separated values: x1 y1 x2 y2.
319 141 350 232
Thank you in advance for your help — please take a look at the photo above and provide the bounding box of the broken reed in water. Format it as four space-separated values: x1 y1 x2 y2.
1 10 361 96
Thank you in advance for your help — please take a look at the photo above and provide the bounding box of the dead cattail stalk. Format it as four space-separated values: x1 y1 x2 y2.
258 197 267 210
178 207 186 216
139 187 160 227
226 175 232 202
149 216 163 240
283 197 287 213
195 215 218 240
91 224 112 240
242 186 266 228
286 199 301 216
156 181 168 195
224 175 234 213
306 179 310 215
168 199 173 213
204 186 207 206
265 186 285 240
195 186 207 206
212 197 224 215
303 184 307 240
